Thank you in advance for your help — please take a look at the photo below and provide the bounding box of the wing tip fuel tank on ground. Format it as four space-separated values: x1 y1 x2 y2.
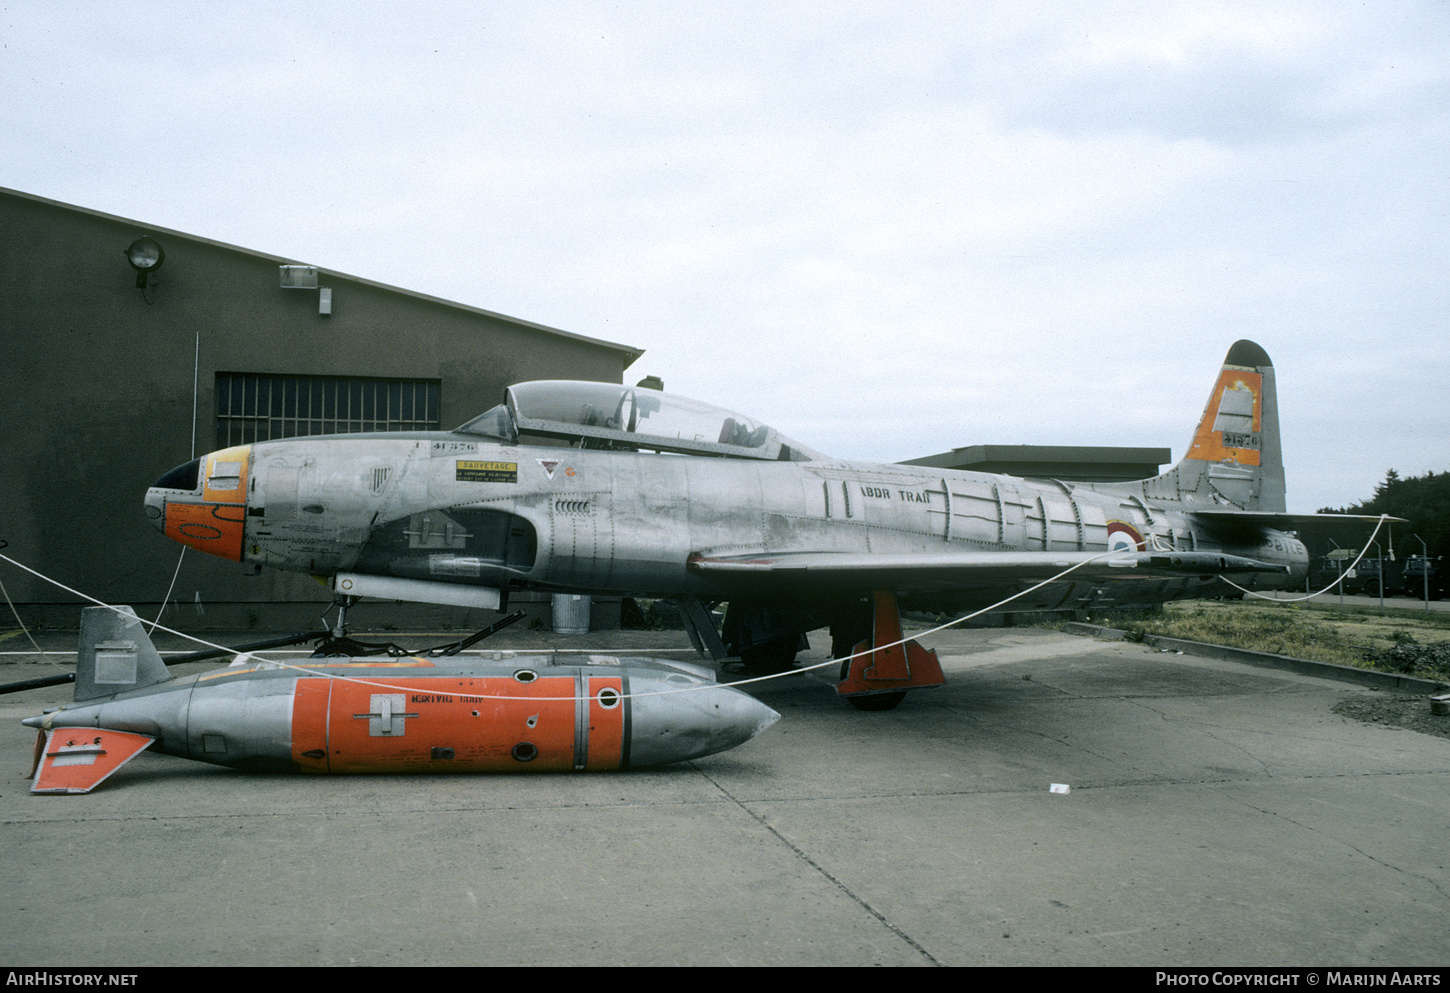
26 607 780 794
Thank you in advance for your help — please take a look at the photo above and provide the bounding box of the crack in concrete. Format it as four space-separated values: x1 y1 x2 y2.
1211 787 1450 906
694 764 944 967
1121 696 1277 776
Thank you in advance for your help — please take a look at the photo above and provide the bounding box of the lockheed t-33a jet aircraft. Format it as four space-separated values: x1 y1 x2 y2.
146 340 1317 710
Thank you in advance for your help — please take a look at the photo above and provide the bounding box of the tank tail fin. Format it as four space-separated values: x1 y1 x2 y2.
74 606 173 702
1137 340 1285 512
31 728 155 794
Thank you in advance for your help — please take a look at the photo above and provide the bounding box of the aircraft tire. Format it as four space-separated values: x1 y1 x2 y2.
846 691 907 712
741 637 798 674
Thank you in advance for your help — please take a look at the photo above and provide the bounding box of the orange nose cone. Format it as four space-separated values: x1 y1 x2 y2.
147 448 249 562
162 502 247 561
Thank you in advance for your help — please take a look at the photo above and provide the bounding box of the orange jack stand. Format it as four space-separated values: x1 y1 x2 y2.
835 591 945 705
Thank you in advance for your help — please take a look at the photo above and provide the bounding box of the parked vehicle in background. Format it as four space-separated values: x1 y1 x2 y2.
1344 557 1402 597
1399 555 1445 600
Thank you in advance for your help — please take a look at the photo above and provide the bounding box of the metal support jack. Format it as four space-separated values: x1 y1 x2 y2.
331 594 357 639
673 595 728 660
835 591 945 711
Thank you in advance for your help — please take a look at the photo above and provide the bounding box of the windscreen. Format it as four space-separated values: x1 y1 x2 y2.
453 404 517 443
455 382 824 460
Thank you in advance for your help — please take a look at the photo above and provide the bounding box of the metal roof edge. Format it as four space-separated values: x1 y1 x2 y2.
1 185 645 369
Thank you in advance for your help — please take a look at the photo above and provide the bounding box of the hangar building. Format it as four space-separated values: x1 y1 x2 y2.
0 187 642 630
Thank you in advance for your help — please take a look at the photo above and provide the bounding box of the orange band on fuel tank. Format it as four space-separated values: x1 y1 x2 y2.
316 675 587 773
585 675 625 771
291 678 333 773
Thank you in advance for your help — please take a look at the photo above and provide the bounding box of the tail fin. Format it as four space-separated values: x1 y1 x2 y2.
75 606 173 702
1137 340 1285 512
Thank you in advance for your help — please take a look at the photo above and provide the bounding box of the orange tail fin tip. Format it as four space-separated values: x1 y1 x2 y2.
31 728 154 795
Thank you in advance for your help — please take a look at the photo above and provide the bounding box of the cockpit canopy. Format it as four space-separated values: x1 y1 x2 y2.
454 381 825 462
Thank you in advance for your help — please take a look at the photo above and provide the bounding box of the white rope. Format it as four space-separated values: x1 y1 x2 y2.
147 546 187 634
1 548 1120 703
721 549 1126 689
1220 514 1393 602
0 572 55 664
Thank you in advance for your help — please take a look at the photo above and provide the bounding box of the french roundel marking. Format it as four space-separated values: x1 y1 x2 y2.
1107 520 1144 552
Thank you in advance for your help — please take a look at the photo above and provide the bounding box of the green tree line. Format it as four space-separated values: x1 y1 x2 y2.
1321 469 1450 559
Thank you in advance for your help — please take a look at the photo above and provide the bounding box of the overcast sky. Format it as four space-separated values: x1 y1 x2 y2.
4 0 1446 512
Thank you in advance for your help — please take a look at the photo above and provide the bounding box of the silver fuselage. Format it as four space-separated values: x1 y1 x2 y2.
147 434 1308 614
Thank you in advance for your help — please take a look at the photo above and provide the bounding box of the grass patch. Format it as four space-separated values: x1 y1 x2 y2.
1064 600 1450 679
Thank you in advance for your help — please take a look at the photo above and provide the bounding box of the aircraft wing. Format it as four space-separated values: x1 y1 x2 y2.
687 548 1289 598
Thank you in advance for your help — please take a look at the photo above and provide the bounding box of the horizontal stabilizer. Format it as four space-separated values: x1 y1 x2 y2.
1188 510 1406 529
30 728 154 795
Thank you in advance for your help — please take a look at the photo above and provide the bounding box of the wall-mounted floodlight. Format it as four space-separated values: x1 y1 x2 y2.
280 265 331 316
279 265 319 289
125 236 165 289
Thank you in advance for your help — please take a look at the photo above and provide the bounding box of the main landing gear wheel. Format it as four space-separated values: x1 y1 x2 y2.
741 635 800 675
848 692 908 711
837 657 908 711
